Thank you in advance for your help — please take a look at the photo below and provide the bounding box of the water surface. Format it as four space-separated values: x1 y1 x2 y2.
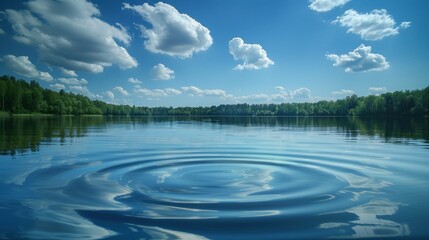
1 116 428 239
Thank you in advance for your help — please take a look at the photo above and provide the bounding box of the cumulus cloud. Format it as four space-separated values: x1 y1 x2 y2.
104 91 115 99
229 37 274 70
152 63 175 80
273 86 311 100
309 0 350 12
4 0 137 73
132 84 314 103
60 67 78 77
332 89 355 95
0 28 5 35
58 77 88 85
235 87 312 102
326 44 389 72
50 83 65 91
369 87 387 94
113 86 130 96
134 85 182 98
289 88 312 99
123 2 212 58
69 85 95 98
128 77 142 84
400 22 411 29
181 86 232 98
179 86 311 102
1 55 53 81
333 9 411 41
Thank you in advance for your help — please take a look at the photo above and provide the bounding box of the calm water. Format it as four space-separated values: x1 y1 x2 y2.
0 116 428 239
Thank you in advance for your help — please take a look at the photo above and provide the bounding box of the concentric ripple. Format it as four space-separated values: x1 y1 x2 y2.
37 145 406 240
59 147 383 223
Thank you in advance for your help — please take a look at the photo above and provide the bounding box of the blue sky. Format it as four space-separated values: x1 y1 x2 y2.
0 0 428 107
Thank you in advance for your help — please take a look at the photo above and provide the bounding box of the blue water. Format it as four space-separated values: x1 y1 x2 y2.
0 116 428 239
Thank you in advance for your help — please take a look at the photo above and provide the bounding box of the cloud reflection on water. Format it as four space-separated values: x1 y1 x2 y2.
320 199 410 238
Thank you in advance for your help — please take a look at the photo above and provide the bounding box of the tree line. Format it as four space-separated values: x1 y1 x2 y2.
1 75 428 116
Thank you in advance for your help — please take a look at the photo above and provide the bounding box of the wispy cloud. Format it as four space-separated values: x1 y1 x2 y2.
1 55 53 81
369 87 387 94
134 85 182 98
58 77 88 85
69 85 95 98
309 0 350 12
332 89 355 95
60 67 78 77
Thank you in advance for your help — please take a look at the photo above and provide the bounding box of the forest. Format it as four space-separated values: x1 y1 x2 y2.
1 75 428 116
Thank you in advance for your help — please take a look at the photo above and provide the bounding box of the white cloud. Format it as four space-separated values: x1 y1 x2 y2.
1 54 53 81
104 91 115 99
165 88 182 95
333 9 411 41
94 94 103 99
68 85 95 98
50 83 65 91
135 88 167 98
326 44 389 72
113 86 130 96
229 37 274 70
152 63 175 80
234 87 312 102
275 86 286 91
58 77 88 85
128 77 142 84
39 72 54 82
4 0 137 73
272 86 311 100
60 67 78 77
0 28 4 35
332 89 355 95
132 84 314 103
369 87 387 93
123 2 212 58
181 86 232 98
309 0 350 12
400 22 411 29
180 86 311 102
234 94 271 101
134 86 182 98
289 88 312 99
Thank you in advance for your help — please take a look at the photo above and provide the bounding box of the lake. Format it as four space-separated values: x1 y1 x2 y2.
1 116 428 239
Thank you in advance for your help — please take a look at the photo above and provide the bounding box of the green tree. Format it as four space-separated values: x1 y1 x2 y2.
0 80 6 111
